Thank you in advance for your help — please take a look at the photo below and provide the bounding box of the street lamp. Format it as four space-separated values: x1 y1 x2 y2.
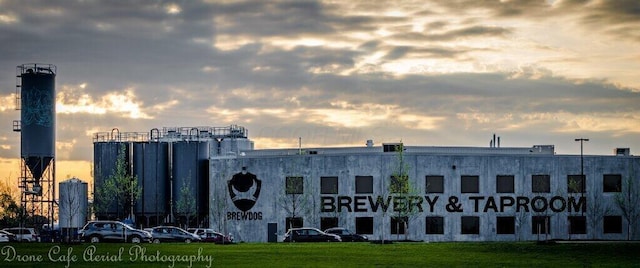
575 138 589 215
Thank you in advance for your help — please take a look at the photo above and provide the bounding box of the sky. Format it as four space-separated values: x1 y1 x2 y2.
0 0 639 190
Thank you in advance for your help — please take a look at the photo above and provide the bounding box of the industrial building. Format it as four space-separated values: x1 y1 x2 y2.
93 126 640 242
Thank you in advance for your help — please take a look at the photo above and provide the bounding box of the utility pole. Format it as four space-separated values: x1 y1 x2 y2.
575 138 589 216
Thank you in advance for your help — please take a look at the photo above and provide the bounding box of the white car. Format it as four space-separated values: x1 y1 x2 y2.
2 227 40 242
0 233 10 243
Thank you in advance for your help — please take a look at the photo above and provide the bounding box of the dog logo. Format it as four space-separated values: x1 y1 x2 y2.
228 167 262 211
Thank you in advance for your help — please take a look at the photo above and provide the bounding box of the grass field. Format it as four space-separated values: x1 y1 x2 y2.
1 241 639 267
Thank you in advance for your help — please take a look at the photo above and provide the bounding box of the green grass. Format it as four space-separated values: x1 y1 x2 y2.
1 241 640 267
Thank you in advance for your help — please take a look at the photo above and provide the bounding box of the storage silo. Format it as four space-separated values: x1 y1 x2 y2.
58 178 88 241
133 141 170 226
171 140 209 226
93 141 130 219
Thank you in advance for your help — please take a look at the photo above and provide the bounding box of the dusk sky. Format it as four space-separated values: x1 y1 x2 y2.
1 0 639 189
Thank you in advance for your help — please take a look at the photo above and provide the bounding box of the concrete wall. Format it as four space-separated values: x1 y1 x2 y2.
210 152 640 242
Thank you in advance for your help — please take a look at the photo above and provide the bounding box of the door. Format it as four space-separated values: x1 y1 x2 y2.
267 223 277 242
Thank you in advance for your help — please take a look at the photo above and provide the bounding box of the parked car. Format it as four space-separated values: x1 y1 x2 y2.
0 233 10 243
187 228 233 244
0 230 17 242
324 227 368 242
283 227 341 242
79 221 152 243
2 227 39 242
148 226 201 243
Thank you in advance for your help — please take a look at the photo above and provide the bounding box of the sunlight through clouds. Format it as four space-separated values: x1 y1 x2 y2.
57 85 151 119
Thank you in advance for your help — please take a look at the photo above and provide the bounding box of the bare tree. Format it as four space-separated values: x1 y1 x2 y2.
615 175 640 240
278 176 311 232
59 178 84 243
586 190 611 240
175 179 196 229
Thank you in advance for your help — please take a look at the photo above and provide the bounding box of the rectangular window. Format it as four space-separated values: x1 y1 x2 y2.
286 217 303 230
355 217 374 235
391 175 409 194
321 176 338 194
426 176 444 194
496 216 515 234
568 216 587 234
531 216 550 235
567 175 586 193
532 175 551 193
603 174 622 193
461 216 480 234
461 176 479 193
425 216 444 234
390 216 408 235
320 217 338 231
286 176 303 194
496 175 515 193
603 216 622 234
355 176 373 194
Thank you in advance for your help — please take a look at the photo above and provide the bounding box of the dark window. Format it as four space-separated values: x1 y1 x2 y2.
286 176 303 194
391 216 408 235
321 177 338 194
383 143 403 152
355 217 374 234
425 216 444 234
426 176 444 194
461 176 479 193
391 175 409 194
568 216 587 234
603 216 622 234
531 216 550 234
320 217 338 231
532 175 550 193
355 176 373 194
461 216 480 234
497 175 515 193
603 174 622 193
496 216 515 234
286 217 303 230
567 175 586 193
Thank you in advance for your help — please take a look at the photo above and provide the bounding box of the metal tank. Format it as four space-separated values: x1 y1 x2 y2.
58 177 89 239
133 141 169 226
93 141 130 219
171 140 209 226
19 63 56 193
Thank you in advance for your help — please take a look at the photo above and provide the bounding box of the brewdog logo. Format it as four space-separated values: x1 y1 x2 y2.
227 167 262 212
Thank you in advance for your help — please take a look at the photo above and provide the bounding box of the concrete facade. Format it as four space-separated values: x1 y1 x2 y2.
210 145 640 242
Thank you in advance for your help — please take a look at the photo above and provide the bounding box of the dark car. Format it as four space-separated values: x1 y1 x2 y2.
187 228 233 244
324 227 368 242
149 226 201 243
79 221 152 243
283 227 341 242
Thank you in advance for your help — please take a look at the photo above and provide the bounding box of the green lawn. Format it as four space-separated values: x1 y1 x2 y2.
1 241 639 267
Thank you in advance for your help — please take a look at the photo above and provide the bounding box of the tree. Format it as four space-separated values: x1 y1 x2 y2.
586 190 611 240
278 176 311 232
389 143 420 241
176 179 196 229
615 175 640 240
94 144 142 220
59 178 85 243
0 179 22 228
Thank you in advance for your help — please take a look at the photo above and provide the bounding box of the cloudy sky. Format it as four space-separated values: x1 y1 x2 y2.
1 0 639 187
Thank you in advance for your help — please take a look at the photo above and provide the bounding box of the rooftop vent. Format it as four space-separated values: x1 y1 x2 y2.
615 148 630 156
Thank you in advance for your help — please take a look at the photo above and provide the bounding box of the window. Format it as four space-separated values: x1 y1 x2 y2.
426 176 444 194
321 177 338 194
285 217 303 230
355 176 373 194
461 176 479 193
568 216 587 234
391 216 408 235
391 175 409 194
496 216 515 234
383 143 403 152
355 217 374 234
603 216 622 234
425 216 444 234
567 175 585 193
320 217 338 231
286 176 303 194
531 216 550 235
461 216 480 234
603 174 622 193
496 175 515 193
532 175 550 193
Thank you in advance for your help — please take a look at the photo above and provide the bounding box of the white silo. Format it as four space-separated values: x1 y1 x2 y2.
59 177 89 240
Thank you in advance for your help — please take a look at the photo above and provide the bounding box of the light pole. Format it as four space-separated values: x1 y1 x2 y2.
575 138 589 216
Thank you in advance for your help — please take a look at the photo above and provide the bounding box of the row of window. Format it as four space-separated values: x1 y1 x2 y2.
285 174 624 195
287 215 624 236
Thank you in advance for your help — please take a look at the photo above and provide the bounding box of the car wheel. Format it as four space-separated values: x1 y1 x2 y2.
89 235 100 243
153 238 160 244
130 236 141 243
185 238 192 243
